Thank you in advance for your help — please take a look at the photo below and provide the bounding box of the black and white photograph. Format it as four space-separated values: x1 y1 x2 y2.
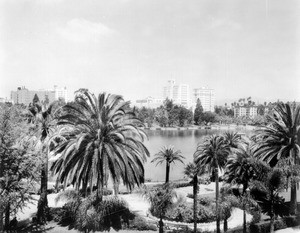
0 1 299 232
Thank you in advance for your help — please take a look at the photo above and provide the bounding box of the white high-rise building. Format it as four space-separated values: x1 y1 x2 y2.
163 80 190 108
193 87 215 112
54 85 68 101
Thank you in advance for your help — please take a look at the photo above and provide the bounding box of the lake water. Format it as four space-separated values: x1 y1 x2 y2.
143 127 254 182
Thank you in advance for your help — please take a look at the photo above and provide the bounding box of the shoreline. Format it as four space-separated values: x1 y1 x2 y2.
143 124 260 131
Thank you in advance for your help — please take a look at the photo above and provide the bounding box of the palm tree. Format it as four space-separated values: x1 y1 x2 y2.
217 186 239 232
28 102 57 223
51 90 149 202
141 183 176 233
223 131 245 152
151 145 185 183
224 146 266 233
254 102 300 214
194 135 230 233
183 162 206 233
251 169 285 233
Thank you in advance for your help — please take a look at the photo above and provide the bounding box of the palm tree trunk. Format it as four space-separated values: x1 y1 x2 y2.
37 153 48 223
193 175 198 233
224 217 228 232
165 162 170 183
270 199 275 233
243 208 246 233
0 159 3 232
290 181 297 215
4 203 10 230
215 168 220 233
159 215 164 233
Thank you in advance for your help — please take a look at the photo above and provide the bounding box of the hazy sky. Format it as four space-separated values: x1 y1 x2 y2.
1 0 299 104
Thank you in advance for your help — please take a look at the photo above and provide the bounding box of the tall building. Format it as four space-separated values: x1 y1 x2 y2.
162 80 190 108
54 85 68 101
11 85 67 106
193 87 215 112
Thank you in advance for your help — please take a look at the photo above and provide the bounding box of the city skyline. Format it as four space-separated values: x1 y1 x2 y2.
1 0 299 105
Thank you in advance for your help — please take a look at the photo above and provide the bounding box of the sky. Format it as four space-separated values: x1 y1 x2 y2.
1 0 299 105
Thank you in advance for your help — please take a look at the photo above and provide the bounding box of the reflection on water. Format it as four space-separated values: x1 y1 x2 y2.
143 128 253 182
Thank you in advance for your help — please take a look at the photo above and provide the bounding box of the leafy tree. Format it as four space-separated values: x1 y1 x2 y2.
254 102 300 214
151 145 185 183
155 107 168 127
0 104 38 230
194 135 230 233
202 112 216 124
194 98 203 125
177 106 193 127
32 93 40 104
51 90 149 202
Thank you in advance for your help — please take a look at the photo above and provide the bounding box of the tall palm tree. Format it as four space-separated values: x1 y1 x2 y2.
223 131 244 151
194 135 230 233
151 145 185 183
51 90 149 202
28 102 57 223
254 102 300 214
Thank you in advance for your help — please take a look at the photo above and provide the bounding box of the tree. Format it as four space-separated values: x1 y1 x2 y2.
155 107 168 127
194 98 203 125
177 106 193 127
151 145 185 183
141 183 176 233
254 102 300 214
251 169 285 233
28 102 57 223
202 112 216 124
33 93 40 104
224 146 265 233
194 135 230 233
218 187 239 232
184 162 206 233
51 90 149 202
0 104 38 230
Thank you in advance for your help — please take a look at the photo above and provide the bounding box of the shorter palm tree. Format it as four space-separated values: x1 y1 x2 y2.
251 169 286 233
151 145 185 183
183 162 206 233
141 183 176 233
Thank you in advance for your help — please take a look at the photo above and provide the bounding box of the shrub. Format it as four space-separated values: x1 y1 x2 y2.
130 216 157 231
250 219 287 233
173 182 192 188
74 195 133 232
165 203 193 223
165 202 216 223
198 196 214 206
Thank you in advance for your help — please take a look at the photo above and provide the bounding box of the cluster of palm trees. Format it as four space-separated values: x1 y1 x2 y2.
29 89 299 233
150 103 300 233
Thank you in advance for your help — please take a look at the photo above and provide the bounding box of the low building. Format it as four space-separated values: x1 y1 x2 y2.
11 85 67 106
135 96 164 109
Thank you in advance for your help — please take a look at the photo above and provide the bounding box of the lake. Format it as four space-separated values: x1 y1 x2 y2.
143 127 254 182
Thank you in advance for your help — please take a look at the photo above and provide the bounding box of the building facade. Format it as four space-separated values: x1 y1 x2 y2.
193 87 215 112
162 80 190 108
11 85 67 106
135 96 164 108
